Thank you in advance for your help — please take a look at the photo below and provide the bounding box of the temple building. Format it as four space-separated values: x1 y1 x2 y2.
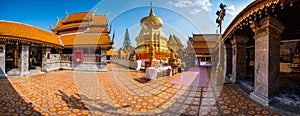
0 21 62 77
0 11 113 77
186 34 218 68
167 34 185 60
52 12 113 71
135 6 170 62
220 0 300 107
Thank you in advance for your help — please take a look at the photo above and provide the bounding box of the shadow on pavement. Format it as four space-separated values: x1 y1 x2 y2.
0 73 41 115
56 90 131 114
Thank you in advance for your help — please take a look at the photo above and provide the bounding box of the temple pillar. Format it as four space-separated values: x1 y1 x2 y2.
250 16 284 106
231 35 248 83
224 43 232 76
20 45 29 76
0 44 6 77
42 47 51 72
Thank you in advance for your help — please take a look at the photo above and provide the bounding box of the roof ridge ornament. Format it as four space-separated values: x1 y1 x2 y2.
93 8 98 13
50 24 53 31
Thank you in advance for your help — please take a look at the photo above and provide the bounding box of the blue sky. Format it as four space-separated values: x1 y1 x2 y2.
0 0 253 49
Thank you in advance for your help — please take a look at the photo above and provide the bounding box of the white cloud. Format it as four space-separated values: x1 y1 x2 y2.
169 0 212 14
194 0 212 11
190 9 201 14
226 5 242 16
228 5 235 11
174 0 194 8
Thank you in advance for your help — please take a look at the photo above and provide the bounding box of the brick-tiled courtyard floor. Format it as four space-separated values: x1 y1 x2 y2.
0 63 283 115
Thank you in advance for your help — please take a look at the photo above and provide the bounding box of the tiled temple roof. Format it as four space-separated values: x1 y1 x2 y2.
186 34 218 57
0 20 61 46
0 12 112 48
63 12 93 24
59 33 111 47
53 12 108 32
91 15 107 26
53 12 112 47
86 27 109 33
192 34 218 49
168 34 184 48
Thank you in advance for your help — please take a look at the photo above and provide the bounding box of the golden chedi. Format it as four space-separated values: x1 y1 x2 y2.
135 6 170 63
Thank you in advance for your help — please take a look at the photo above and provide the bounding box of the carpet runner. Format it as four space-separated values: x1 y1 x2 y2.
169 67 208 87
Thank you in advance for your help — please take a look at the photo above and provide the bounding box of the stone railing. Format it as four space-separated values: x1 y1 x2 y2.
59 54 72 70
83 54 101 63
112 59 139 69
60 54 101 63
42 54 61 72
61 54 72 61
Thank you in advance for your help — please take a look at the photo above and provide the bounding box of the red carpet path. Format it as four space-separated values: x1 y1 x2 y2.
169 67 208 87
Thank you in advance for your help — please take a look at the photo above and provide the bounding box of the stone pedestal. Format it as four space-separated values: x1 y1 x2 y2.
20 45 29 76
231 36 248 83
250 16 285 106
224 43 232 76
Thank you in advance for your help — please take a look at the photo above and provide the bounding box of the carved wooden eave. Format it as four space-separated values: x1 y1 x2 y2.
222 0 297 41
0 35 63 48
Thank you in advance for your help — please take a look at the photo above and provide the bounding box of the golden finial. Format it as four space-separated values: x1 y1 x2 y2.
149 0 155 16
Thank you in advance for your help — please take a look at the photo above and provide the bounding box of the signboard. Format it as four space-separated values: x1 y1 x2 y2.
74 50 84 62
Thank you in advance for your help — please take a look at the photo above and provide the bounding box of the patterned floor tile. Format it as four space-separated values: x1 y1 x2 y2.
0 64 286 115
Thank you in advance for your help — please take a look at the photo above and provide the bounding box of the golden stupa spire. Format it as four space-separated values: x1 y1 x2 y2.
149 0 155 16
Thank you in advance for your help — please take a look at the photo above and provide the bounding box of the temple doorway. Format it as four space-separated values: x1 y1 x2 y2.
5 44 19 73
29 46 42 70
243 45 255 91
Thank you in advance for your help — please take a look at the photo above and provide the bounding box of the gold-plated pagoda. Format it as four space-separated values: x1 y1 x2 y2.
135 1 170 65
